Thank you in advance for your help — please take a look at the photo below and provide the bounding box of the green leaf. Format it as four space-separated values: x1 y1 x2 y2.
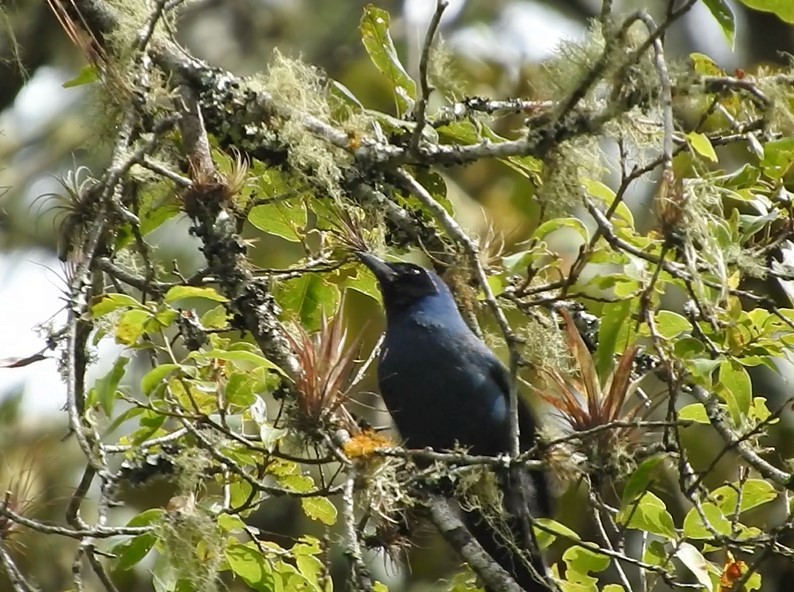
225 543 276 590
152 553 179 592
225 372 257 407
113 533 156 570
685 358 720 382
501 155 543 186
294 552 324 587
248 201 307 242
115 309 153 345
218 513 247 533
748 396 774 423
690 52 724 76
437 120 480 144
678 403 710 424
103 407 144 437
414 169 453 214
293 535 322 555
193 349 286 376
563 545 611 575
655 310 691 339
595 300 632 380
301 497 337 525
91 293 143 317
201 305 229 329
276 273 340 332
281 473 315 494
701 0 736 47
582 179 633 227
674 337 706 359
153 308 178 329
130 410 167 444
761 137 794 179
359 5 416 116
90 356 129 417
687 132 718 162
139 202 180 238
141 364 180 396
63 64 99 88
502 250 541 273
229 479 255 511
565 546 611 573
329 79 365 109
112 181 180 250
622 456 666 506
682 502 731 539
643 540 668 567
617 491 677 540
533 517 581 550
736 0 794 23
344 268 381 302
711 479 777 514
718 359 751 424
127 508 165 527
532 217 589 242
164 286 228 304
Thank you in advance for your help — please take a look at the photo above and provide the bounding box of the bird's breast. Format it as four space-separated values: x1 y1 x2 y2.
377 322 509 454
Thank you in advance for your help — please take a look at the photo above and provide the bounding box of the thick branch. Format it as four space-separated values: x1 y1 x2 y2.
424 494 524 592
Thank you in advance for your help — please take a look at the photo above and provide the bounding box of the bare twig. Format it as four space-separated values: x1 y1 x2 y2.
410 0 447 154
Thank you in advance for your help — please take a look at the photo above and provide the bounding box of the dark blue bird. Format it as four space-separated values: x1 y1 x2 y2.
358 252 552 591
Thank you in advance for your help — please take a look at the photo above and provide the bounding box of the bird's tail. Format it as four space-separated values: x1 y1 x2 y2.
462 467 553 592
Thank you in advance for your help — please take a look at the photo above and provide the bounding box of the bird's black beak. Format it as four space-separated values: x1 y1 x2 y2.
356 251 396 284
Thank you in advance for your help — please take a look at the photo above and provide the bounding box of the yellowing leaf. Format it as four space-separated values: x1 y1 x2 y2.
688 132 718 162
678 403 710 424
737 0 794 24
115 309 153 345
92 293 143 317
301 497 337 525
225 544 275 588
164 286 228 303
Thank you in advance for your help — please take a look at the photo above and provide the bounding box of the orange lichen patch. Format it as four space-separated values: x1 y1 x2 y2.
343 431 393 459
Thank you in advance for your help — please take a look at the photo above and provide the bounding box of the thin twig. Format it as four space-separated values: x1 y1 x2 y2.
410 0 447 154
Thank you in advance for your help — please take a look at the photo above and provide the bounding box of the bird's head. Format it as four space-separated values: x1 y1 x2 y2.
357 252 447 317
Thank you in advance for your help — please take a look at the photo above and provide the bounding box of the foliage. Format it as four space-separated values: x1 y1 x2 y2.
3 0 794 591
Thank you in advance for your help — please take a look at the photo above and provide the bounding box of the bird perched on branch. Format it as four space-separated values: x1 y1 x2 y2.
358 252 552 592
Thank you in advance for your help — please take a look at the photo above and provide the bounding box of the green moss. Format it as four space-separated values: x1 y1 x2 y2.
519 313 571 373
252 50 349 201
157 498 223 592
536 137 603 219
